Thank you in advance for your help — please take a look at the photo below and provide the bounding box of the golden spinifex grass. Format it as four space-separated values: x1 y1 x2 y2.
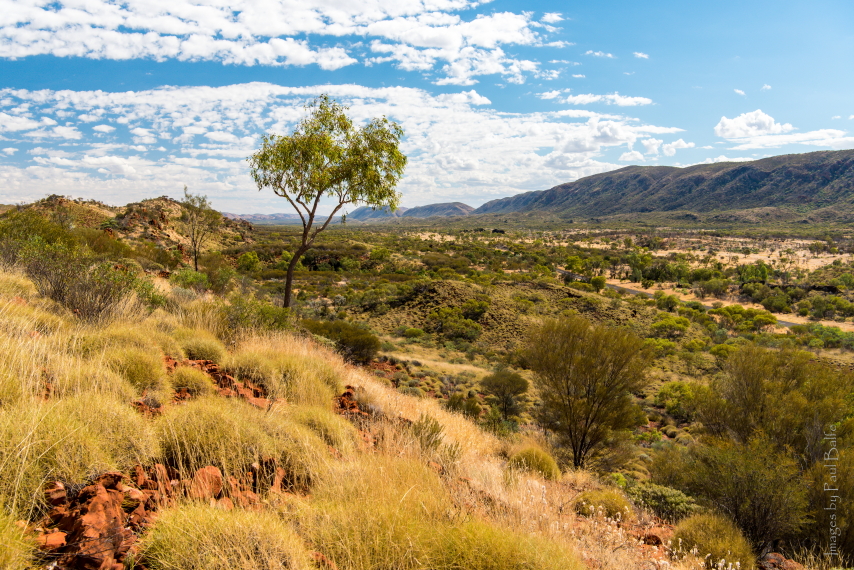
225 333 344 406
0 510 34 570
140 504 314 570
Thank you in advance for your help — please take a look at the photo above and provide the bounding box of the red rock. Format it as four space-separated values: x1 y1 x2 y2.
189 466 224 500
312 551 339 570
44 481 67 506
215 497 234 510
58 483 126 569
428 461 444 475
232 490 261 510
36 530 67 551
95 471 124 490
133 464 147 488
758 553 805 570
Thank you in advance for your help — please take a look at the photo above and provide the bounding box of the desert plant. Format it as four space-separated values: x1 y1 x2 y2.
141 504 312 570
673 513 754 569
574 489 633 519
625 481 700 522
104 346 170 398
0 511 34 570
171 366 216 396
481 367 528 420
508 447 560 481
177 331 226 362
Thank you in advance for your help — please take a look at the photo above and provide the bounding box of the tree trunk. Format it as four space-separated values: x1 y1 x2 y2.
283 246 309 308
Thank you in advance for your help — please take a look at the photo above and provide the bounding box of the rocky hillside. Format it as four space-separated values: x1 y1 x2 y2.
403 202 474 218
347 204 409 220
223 212 301 224
474 149 854 220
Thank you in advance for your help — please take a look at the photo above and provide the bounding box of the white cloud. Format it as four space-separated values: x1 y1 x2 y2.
544 41 573 48
714 109 853 150
832 115 842 120
699 155 756 164
585 50 615 58
563 92 653 106
633 52 649 59
0 1 561 85
572 74 585 78
640 138 662 155
761 84 772 91
662 138 695 156
734 89 745 96
538 90 563 100
714 110 794 138
0 82 684 210
2 147 18 155
619 150 644 162
93 124 115 133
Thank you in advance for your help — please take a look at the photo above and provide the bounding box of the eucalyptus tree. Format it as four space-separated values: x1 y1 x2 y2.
248 95 407 308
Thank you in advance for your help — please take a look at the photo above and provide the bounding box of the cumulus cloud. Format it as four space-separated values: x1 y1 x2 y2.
714 110 794 138
93 125 115 133
585 50 615 58
0 1 563 85
572 74 585 78
619 150 644 162
0 82 684 209
698 155 756 164
2 147 18 155
640 138 662 155
633 52 649 59
714 109 854 150
761 84 772 91
662 138 695 156
734 89 745 96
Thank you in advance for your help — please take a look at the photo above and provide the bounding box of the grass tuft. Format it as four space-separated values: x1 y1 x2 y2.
673 512 755 569
508 446 560 481
171 366 216 396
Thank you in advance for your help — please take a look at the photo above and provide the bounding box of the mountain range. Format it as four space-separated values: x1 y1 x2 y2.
473 149 854 220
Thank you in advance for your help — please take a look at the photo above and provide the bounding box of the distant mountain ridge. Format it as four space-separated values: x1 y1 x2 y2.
403 202 473 218
473 150 854 219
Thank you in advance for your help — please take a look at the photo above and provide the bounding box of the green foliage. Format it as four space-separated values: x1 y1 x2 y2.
142 504 313 570
412 413 445 452
222 294 290 333
508 447 560 480
444 393 482 419
236 251 263 273
170 268 210 292
179 187 222 271
625 482 699 523
425 307 481 341
574 489 633 519
694 278 730 299
643 337 677 357
653 437 808 553
460 297 490 321
655 381 695 422
302 319 380 364
527 315 651 468
708 304 777 332
650 313 690 338
403 327 425 338
0 511 34 570
653 290 680 311
199 252 236 294
590 275 606 292
673 513 754 570
105 346 170 398
480 367 528 420
248 95 406 307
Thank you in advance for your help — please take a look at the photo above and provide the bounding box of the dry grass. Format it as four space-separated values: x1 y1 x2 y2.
0 510 34 570
141 504 313 570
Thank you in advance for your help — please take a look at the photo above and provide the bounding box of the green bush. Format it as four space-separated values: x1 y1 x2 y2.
302 319 380 364
673 513 754 569
169 268 210 292
142 504 313 570
425 307 481 341
655 381 695 422
222 294 290 333
236 251 263 273
508 447 560 480
574 489 633 519
625 482 699 522
403 327 425 338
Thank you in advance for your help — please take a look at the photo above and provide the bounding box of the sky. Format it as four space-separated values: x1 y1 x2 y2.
0 0 853 214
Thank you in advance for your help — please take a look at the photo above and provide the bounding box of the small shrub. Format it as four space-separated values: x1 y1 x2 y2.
574 489 633 519
289 406 356 452
673 513 754 569
104 346 170 398
169 268 210 292
171 366 216 396
508 447 560 481
142 504 312 570
403 327 425 338
626 482 700 522
302 319 380 364
179 333 226 362
655 381 696 422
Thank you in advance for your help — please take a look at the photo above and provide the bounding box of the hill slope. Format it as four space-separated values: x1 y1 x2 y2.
474 150 854 219
403 202 474 218
347 205 409 220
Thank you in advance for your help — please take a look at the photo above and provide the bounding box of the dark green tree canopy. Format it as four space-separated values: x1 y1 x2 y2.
248 95 406 307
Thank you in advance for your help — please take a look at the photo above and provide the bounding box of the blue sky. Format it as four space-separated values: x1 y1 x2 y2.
1 0 852 213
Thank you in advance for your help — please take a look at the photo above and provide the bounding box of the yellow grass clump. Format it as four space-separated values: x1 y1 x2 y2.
171 366 216 396
508 446 561 481
141 504 313 570
104 346 171 401
173 327 226 362
225 334 344 406
0 510 35 570
673 512 755 569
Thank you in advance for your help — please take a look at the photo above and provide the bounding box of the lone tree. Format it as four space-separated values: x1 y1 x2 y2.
526 315 651 468
248 95 407 307
481 367 529 421
179 187 222 271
